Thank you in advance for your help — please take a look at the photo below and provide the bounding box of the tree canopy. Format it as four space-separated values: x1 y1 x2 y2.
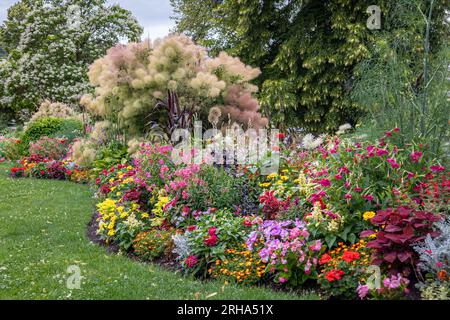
171 0 449 133
0 0 143 114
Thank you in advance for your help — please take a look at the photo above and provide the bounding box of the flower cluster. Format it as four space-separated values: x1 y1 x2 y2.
317 240 371 299
247 219 324 286
209 243 267 285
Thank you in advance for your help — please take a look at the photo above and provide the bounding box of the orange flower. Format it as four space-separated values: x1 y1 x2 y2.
438 270 447 280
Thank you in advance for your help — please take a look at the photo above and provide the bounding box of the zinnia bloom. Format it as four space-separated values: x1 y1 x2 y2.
325 269 344 282
363 211 376 220
342 251 360 263
319 254 332 265
185 255 198 268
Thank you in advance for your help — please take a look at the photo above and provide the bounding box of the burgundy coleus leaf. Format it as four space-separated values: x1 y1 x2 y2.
397 251 412 263
397 206 412 218
360 230 376 238
383 233 403 244
383 251 397 263
366 241 383 249
385 225 402 233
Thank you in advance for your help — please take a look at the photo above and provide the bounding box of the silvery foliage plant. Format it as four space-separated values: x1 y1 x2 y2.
172 233 191 262
414 217 450 276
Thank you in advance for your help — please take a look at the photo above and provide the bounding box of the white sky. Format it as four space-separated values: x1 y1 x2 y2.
0 0 175 41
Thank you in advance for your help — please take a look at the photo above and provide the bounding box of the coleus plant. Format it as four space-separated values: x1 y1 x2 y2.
361 206 441 275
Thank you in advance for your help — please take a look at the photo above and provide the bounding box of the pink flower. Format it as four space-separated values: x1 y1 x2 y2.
377 148 388 156
357 284 369 299
185 255 198 268
410 151 423 163
344 193 352 200
363 194 374 202
309 240 322 251
278 277 288 284
430 165 445 172
387 158 399 169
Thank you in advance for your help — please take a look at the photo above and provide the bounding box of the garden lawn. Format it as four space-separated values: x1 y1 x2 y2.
0 163 319 300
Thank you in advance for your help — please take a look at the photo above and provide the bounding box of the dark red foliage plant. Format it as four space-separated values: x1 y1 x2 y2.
360 206 441 275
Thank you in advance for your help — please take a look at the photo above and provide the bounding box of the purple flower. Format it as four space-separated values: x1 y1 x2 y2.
357 284 369 299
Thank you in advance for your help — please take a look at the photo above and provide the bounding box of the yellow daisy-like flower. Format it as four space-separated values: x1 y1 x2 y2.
259 182 271 188
280 175 289 181
141 213 149 218
267 173 278 179
363 211 376 220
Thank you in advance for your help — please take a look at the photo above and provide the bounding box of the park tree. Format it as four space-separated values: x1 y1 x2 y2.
0 0 143 115
171 0 448 133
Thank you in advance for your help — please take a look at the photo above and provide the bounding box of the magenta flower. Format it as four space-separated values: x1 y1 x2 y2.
387 158 399 169
318 178 331 187
430 165 445 172
410 151 423 163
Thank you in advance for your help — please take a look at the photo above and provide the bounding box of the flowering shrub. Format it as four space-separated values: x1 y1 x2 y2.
133 229 174 261
361 206 441 274
318 240 371 299
29 136 68 160
247 219 324 287
0 136 22 160
209 243 267 285
25 100 81 129
81 35 267 136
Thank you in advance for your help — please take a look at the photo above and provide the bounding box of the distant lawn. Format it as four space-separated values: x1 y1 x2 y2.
0 163 319 300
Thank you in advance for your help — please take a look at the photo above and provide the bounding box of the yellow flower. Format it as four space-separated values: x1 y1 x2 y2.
141 213 149 218
363 211 376 221
259 182 271 188
267 173 278 179
127 166 133 170
107 229 115 236
280 175 289 181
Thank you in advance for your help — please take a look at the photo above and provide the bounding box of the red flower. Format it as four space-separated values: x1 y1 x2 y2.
325 269 344 282
204 235 218 246
277 133 286 139
185 255 198 268
342 251 360 263
243 218 252 227
319 254 332 265
186 225 197 232
204 227 218 246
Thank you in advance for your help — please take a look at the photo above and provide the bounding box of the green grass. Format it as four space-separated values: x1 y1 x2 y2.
0 163 319 300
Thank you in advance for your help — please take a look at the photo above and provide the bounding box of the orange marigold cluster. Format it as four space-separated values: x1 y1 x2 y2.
209 243 266 285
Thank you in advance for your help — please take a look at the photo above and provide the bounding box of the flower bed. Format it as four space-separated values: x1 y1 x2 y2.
9 130 449 299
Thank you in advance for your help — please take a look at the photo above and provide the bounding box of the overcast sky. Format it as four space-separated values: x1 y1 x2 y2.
0 0 175 40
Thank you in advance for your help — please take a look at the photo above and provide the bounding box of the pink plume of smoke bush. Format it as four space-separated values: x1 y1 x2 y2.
221 85 268 130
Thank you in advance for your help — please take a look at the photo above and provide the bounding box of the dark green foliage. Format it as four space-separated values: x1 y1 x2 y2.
351 0 450 155
91 142 129 173
20 117 83 154
186 166 245 211
171 0 449 133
